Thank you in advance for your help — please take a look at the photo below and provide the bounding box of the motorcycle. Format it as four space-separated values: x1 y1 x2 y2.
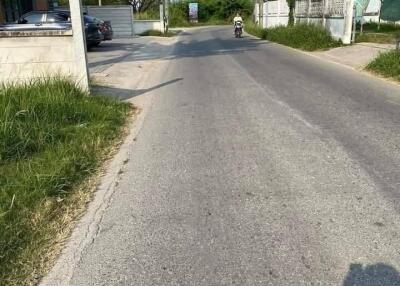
234 21 243 38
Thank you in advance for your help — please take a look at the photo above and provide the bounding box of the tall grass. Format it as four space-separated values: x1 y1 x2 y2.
0 79 131 285
367 50 400 81
245 22 341 51
140 30 177 37
359 22 400 34
356 32 396 44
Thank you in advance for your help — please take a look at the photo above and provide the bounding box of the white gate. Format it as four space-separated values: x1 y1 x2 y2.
86 5 134 37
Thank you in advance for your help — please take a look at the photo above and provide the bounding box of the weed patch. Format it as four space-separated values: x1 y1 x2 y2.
0 79 131 285
367 50 400 81
245 22 341 51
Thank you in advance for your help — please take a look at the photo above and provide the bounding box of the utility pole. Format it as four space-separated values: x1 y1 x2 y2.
98 0 102 6
352 3 356 43
161 0 169 35
163 0 166 34
259 0 263 27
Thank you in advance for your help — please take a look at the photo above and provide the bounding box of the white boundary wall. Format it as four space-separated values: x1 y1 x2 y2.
86 5 134 37
263 0 290 28
256 0 355 44
0 0 89 90
295 0 355 44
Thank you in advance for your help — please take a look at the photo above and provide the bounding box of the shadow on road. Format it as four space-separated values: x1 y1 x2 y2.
343 263 400 286
92 78 183 100
88 29 267 71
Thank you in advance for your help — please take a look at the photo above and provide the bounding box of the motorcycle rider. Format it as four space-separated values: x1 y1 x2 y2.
233 13 243 36
233 12 243 25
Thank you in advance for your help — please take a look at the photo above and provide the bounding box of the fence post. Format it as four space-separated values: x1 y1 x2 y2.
322 0 328 27
264 1 268 28
343 0 355 44
277 0 281 26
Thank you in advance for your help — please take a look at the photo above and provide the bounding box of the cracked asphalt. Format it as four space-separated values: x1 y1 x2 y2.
51 27 400 285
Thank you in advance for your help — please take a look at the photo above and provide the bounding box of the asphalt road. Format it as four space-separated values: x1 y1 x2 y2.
70 27 400 285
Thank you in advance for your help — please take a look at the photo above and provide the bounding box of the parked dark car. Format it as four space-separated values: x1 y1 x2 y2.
55 10 113 43
16 11 107 48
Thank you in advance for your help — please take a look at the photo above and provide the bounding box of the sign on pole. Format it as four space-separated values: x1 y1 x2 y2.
189 3 198 23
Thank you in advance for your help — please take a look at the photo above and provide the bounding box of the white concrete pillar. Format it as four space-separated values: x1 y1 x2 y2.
69 0 90 92
263 2 268 28
322 0 328 27
160 4 165 33
343 0 355 44
277 0 281 26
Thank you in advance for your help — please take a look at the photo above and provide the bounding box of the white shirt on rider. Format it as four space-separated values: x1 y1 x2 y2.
233 16 243 24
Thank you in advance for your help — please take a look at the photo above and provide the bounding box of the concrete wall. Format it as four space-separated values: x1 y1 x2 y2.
86 5 134 37
0 30 88 86
263 0 290 28
294 0 354 44
133 20 161 35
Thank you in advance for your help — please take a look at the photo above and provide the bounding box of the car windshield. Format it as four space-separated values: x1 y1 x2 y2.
21 12 44 23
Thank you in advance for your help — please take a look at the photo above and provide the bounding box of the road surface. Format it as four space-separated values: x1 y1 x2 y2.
58 27 400 285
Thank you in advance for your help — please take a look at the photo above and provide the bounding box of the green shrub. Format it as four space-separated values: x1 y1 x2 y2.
169 0 253 27
266 23 341 51
367 50 400 81
246 22 341 51
134 11 160 20
140 30 177 37
356 32 396 44
0 79 130 285
170 1 190 27
359 22 400 33
244 21 268 39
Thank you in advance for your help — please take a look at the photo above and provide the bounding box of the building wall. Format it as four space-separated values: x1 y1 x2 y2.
0 0 5 23
263 0 290 28
34 0 49 10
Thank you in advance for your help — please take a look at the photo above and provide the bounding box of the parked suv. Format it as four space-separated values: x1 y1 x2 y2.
17 11 110 48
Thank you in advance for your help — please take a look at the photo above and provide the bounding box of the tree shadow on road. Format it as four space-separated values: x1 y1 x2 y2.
92 78 183 100
343 263 400 286
87 30 268 71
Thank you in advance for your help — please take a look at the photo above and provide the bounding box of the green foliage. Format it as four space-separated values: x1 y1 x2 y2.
355 32 396 44
367 50 400 81
286 0 295 26
245 22 341 51
359 22 400 33
170 1 190 27
244 20 268 39
135 10 160 20
140 29 177 37
0 79 130 285
169 0 253 27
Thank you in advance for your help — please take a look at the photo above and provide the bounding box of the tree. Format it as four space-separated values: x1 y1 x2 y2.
286 0 295 26
128 0 159 13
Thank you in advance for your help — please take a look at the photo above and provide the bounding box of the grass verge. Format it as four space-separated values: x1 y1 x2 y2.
0 79 132 285
366 50 400 82
245 21 341 51
356 32 396 44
